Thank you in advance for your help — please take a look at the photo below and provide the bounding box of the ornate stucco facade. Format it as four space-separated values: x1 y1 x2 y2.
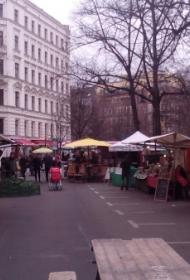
0 0 71 141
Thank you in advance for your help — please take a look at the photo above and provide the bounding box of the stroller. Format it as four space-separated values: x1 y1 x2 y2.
49 165 62 191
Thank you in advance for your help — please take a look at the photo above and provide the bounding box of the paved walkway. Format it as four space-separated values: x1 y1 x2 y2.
0 178 190 280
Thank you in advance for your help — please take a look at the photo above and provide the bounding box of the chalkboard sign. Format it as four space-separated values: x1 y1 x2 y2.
154 178 170 201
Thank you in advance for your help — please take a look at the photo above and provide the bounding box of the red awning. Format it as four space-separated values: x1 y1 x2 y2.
14 139 37 146
31 139 53 147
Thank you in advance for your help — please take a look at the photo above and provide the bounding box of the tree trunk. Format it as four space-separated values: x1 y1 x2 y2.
130 90 140 131
152 101 161 135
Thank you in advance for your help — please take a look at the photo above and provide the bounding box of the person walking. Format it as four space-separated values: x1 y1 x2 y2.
44 154 53 182
19 155 27 179
32 155 42 182
120 155 131 191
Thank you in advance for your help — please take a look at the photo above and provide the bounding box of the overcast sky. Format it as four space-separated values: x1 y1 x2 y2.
32 0 80 25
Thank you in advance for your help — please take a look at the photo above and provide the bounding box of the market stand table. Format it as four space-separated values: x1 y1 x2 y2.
91 238 190 280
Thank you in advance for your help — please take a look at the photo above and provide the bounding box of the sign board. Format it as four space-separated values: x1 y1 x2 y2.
154 178 170 201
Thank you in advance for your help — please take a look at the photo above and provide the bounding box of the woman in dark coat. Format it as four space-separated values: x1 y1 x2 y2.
32 155 42 182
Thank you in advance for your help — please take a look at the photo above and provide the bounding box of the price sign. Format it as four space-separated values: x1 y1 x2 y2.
154 178 170 201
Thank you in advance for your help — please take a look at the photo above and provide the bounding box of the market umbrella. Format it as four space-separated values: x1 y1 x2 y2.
64 138 110 148
32 147 53 154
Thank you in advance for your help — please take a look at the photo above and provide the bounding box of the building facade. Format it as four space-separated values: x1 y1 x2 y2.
0 0 71 142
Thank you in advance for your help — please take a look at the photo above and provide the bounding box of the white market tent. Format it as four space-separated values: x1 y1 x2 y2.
122 131 149 144
109 141 143 152
109 131 149 152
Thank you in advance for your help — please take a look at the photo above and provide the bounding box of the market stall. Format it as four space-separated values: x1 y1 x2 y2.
108 131 147 187
63 138 110 181
134 132 190 200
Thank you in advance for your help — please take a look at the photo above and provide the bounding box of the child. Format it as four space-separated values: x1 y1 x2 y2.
49 161 62 191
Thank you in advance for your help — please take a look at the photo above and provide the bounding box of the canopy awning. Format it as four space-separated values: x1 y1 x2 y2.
0 135 15 146
109 141 143 152
143 132 190 148
14 139 37 146
31 139 53 147
122 131 149 144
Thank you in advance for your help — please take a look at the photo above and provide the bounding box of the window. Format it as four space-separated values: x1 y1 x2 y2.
15 91 20 107
44 28 47 40
61 81 64 93
24 67 28 81
14 9 18 22
31 96 35 110
45 99 48 113
38 72 41 86
45 123 48 138
38 24 41 36
31 70 35 84
61 38 64 50
50 101 53 114
38 48 41 61
38 98 41 112
31 45 35 59
45 75 48 89
24 41 28 55
66 104 70 119
66 83 69 95
31 20 35 33
24 120 28 136
31 121 35 137
56 57 59 68
50 77 54 90
24 16 28 28
0 59 3 74
0 89 4 105
15 119 19 136
56 102 58 113
50 123 53 138
56 80 59 92
15 63 19 78
0 118 3 133
50 31 53 43
65 41 69 51
65 62 68 73
56 35 58 46
0 4 3 18
24 94 28 109
50 54 53 66
14 35 19 51
45 51 48 64
0 31 3 46
61 60 64 70
38 122 42 138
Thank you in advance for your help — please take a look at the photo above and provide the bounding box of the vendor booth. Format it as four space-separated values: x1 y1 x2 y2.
108 131 147 188
63 138 110 181
133 132 190 200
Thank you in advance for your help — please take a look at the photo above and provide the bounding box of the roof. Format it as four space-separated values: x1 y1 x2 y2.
122 131 149 144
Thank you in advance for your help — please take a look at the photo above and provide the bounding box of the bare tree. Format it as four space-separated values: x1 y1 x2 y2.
73 0 144 131
51 94 70 149
70 83 104 139
73 0 190 135
135 0 190 134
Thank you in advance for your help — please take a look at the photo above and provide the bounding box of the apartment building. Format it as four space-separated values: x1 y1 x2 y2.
0 0 71 142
